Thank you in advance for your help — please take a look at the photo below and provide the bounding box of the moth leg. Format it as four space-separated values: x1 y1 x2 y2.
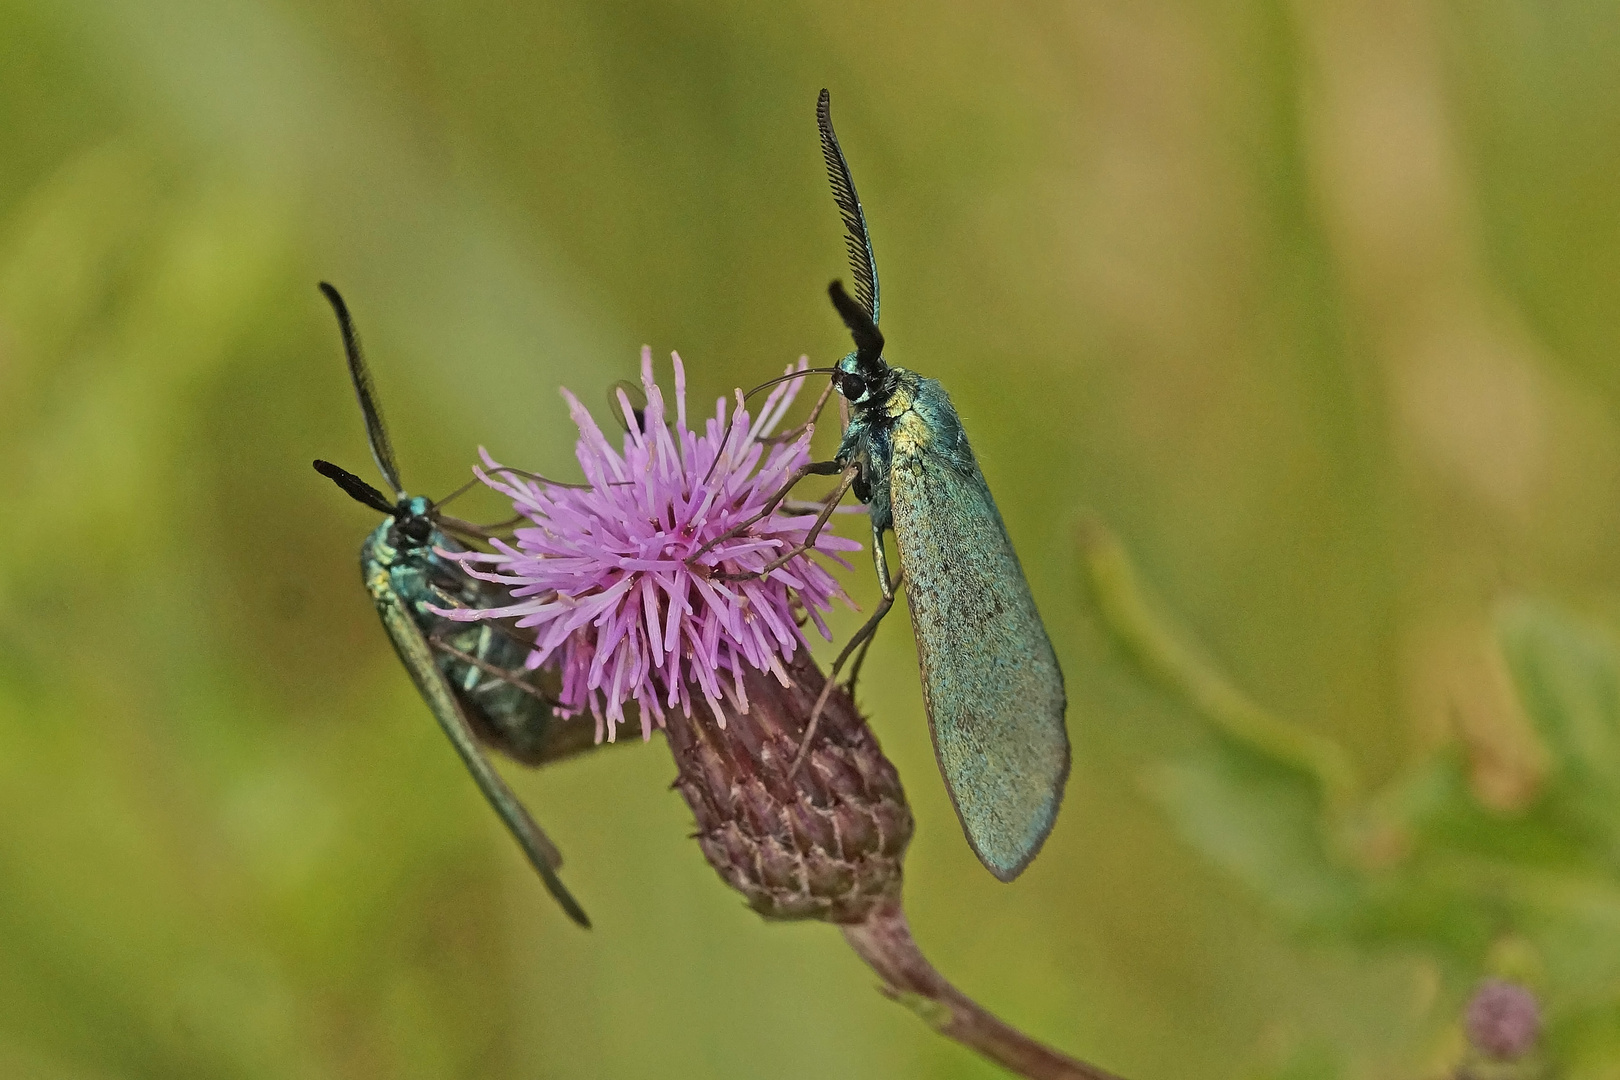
688 458 844 564
790 524 898 774
844 568 902 697
780 499 834 513
761 376 838 446
427 628 556 706
440 512 525 540
423 587 542 652
714 464 859 583
780 460 863 515
486 615 542 651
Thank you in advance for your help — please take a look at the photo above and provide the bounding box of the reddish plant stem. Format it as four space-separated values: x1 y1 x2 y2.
842 899 1126 1080
666 654 1119 1079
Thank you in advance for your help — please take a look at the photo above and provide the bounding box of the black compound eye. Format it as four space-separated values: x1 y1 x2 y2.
840 372 869 403
400 516 433 544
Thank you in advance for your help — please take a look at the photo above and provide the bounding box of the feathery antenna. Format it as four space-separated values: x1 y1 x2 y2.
319 282 404 498
314 459 396 514
829 281 884 368
817 90 879 325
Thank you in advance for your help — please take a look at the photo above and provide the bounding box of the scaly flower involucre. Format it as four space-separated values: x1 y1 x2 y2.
443 348 858 741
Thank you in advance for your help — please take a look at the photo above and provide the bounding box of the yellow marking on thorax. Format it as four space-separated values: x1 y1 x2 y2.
365 562 394 600
885 372 931 459
883 378 916 420
891 408 933 459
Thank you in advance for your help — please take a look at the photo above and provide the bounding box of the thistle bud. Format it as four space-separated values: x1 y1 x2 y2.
666 651 913 923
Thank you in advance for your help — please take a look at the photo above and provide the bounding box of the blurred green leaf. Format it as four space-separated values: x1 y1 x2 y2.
1080 520 1359 811
1247 1044 1344 1080
1147 740 1362 928
1498 599 1620 847
1095 523 1620 1071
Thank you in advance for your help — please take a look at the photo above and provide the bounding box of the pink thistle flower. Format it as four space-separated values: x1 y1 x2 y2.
442 348 859 742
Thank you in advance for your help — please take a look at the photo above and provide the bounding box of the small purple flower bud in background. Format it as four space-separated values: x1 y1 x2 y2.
442 348 858 742
1465 979 1540 1061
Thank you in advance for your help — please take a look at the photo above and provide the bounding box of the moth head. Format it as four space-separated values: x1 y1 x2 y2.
833 352 880 406
394 495 437 548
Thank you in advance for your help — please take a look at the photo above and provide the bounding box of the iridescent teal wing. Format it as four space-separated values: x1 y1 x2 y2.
887 392 1070 881
369 562 591 926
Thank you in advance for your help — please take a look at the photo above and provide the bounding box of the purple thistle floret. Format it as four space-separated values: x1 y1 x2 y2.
442 348 858 742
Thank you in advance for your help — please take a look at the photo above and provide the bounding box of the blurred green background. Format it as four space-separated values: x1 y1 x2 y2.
5 1 1620 1078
